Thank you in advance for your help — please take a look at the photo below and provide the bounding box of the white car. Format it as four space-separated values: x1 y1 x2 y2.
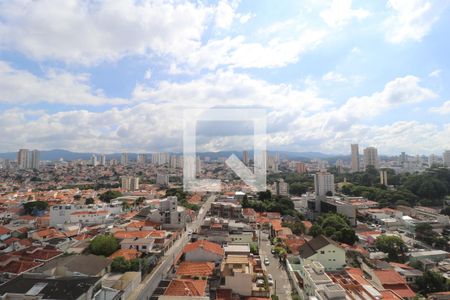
268 278 274 286
264 258 270 265
256 279 265 287
267 274 273 280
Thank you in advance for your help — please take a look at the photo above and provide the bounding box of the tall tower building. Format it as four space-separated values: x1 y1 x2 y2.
137 153 147 165
17 149 29 169
121 153 128 166
314 171 335 212
295 162 307 174
350 144 360 173
363 147 379 170
380 169 388 186
242 150 249 166
443 150 450 168
99 154 106 166
31 150 40 169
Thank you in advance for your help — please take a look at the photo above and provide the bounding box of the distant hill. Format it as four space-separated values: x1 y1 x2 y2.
0 149 348 162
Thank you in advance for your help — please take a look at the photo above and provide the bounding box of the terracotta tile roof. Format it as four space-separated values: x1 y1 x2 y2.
0 226 11 235
383 284 416 298
148 230 166 238
176 262 215 277
242 208 256 216
0 259 42 274
379 290 403 300
271 220 282 232
183 240 224 257
216 288 233 300
373 270 406 285
113 230 152 239
109 249 141 261
125 220 160 229
188 194 202 204
302 221 313 230
164 279 207 296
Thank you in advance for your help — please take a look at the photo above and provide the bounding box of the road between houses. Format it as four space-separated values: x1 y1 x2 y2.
128 194 216 300
259 230 293 300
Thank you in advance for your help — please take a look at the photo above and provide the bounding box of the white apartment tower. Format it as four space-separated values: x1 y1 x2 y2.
363 147 379 170
137 153 147 165
121 176 140 191
314 171 335 213
380 169 388 186
242 150 249 166
350 144 359 173
443 150 450 168
121 153 129 166
17 149 29 169
31 150 40 169
99 154 106 166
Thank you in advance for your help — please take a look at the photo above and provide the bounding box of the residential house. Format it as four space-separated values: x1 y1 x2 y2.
0 274 101 300
120 237 154 253
183 240 224 263
298 235 346 271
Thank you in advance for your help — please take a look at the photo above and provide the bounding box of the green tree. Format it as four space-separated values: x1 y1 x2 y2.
85 197 94 205
375 235 407 262
111 257 141 273
89 235 119 257
309 225 323 237
415 223 436 244
23 201 49 215
289 182 309 196
99 190 123 203
416 271 450 295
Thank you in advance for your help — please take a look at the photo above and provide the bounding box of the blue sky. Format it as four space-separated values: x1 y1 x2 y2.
0 0 449 155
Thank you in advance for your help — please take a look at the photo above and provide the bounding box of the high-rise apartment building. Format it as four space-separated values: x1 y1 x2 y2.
17 149 29 169
121 176 140 191
350 144 359 173
295 162 307 174
443 150 450 168
137 153 147 165
121 153 129 166
428 154 437 167
314 172 335 197
363 147 379 170
31 150 40 169
314 171 335 212
380 169 388 186
90 154 98 166
242 150 249 166
156 173 170 187
99 154 106 166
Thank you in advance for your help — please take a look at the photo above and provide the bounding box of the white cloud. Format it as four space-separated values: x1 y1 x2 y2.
144 69 152 80
0 61 126 105
238 13 253 24
181 28 328 71
320 0 370 27
0 0 213 65
215 0 237 29
384 0 449 43
0 72 444 154
429 69 442 77
430 100 450 115
322 71 347 82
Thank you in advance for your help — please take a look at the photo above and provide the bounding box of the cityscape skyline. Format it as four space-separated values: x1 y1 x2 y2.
0 1 450 154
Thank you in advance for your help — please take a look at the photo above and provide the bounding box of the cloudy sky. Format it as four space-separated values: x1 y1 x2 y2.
0 0 450 155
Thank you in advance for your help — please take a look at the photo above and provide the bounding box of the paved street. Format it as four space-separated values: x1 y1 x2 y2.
128 194 216 300
258 231 292 300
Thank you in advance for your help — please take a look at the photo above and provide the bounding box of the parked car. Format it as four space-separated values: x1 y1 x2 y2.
268 274 273 280
271 248 276 254
264 257 270 265
268 278 274 286
256 279 265 287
